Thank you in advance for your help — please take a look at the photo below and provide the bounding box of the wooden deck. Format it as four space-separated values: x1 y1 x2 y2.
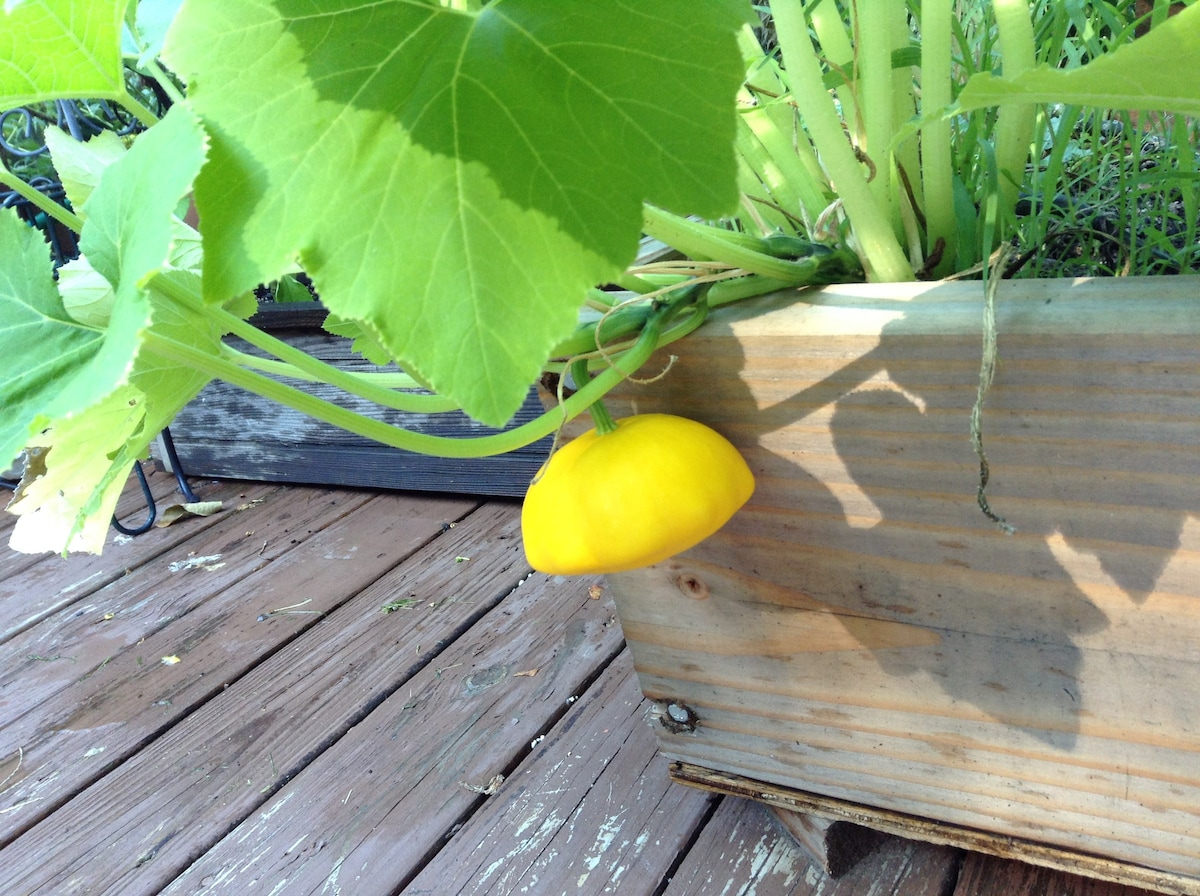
0 468 1169 895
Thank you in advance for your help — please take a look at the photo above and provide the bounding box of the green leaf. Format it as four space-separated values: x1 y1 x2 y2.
163 0 748 425
957 3 1200 116
43 127 128 214
0 209 107 469
6 387 145 554
127 0 184 67
0 0 126 105
322 312 397 368
3 105 216 553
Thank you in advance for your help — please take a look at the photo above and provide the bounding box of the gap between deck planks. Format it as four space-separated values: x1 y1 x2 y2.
0 479 1176 895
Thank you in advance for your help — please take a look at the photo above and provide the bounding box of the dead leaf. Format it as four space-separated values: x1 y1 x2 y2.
160 655 181 666
235 498 266 512
514 668 539 678
588 584 604 600
155 501 224 527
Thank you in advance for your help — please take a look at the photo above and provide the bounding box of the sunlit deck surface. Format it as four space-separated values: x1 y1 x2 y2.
0 469 1164 895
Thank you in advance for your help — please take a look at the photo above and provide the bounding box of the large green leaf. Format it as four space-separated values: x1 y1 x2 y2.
957 3 1200 115
163 0 749 425
0 0 126 105
0 209 109 469
4 105 216 553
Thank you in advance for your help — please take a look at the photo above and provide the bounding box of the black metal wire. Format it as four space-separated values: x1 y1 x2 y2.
110 461 157 536
159 428 200 503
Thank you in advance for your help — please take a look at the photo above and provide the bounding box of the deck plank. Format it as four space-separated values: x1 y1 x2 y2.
0 482 1183 896
0 489 476 853
662 797 962 896
402 655 719 896
0 481 334 721
953 850 1160 896
159 572 626 895
0 471 255 641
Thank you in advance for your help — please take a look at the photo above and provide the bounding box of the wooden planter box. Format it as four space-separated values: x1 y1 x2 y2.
159 304 552 497
598 276 1200 894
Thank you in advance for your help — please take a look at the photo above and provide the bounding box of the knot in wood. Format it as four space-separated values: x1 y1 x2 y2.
675 573 710 600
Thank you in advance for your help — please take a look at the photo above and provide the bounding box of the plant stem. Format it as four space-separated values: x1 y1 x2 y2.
0 162 84 232
150 272 464 415
219 347 462 413
642 204 837 282
920 0 957 276
771 1 913 282
572 359 618 435
855 0 897 226
139 59 187 106
115 92 161 129
991 0 1037 223
144 289 686 459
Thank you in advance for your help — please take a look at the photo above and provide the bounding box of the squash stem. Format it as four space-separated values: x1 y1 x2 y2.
573 359 619 435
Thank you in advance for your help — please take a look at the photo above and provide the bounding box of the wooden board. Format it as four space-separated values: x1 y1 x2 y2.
601 277 1200 893
0 489 477 855
0 469 244 640
673 764 1182 896
401 657 718 896
662 797 962 896
768 807 889 878
953 849 1159 896
162 574 628 895
161 308 552 498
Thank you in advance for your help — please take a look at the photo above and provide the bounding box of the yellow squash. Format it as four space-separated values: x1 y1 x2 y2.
521 413 755 575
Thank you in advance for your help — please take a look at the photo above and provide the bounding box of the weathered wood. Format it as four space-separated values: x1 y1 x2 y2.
160 574 626 895
163 326 552 498
3 480 1171 896
401 656 719 896
663 796 961 896
953 849 1162 896
0 489 476 850
0 497 506 894
602 277 1200 892
0 483 372 740
0 467 222 629
768 806 889 879
672 764 1187 896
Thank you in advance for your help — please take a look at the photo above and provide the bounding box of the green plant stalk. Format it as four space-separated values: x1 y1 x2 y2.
991 0 1037 223
549 302 654 360
143 290 687 459
771 1 912 282
920 0 957 276
0 162 84 231
808 0 859 143
139 58 187 107
738 106 827 229
150 274 465 415
642 204 834 281
705 274 797 307
114 91 160 130
572 359 618 435
220 347 459 404
855 0 897 229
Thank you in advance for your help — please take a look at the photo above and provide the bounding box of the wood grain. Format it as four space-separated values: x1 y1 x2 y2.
0 489 476 854
663 796 961 896
158 573 627 895
165 326 552 498
602 277 1200 892
401 657 717 896
769 807 889 878
0 469 239 638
